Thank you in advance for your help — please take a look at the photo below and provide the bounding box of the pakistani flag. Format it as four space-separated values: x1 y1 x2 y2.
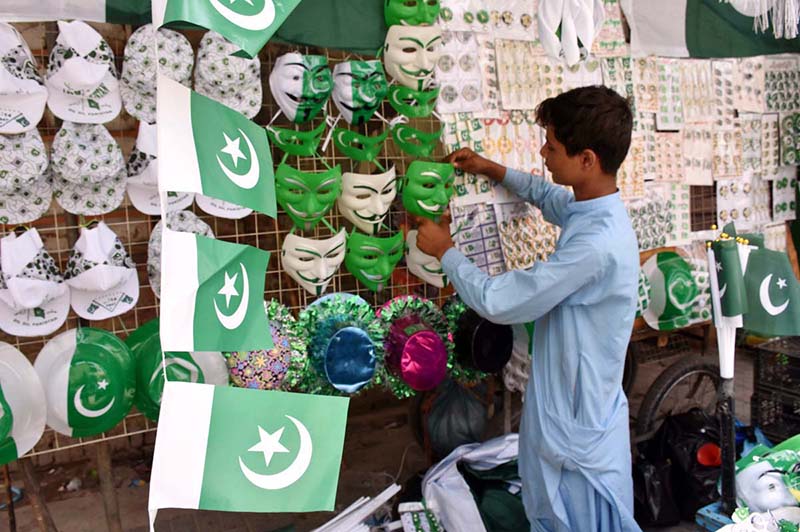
711 239 748 317
159 230 273 352
0 0 150 23
151 0 301 59
148 382 348 530
157 76 276 218
621 0 800 57
743 248 800 337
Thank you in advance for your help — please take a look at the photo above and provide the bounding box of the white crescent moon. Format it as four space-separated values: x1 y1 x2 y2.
213 263 250 330
207 0 276 31
238 415 313 490
216 129 260 189
760 274 790 316
73 385 115 418
719 283 727 300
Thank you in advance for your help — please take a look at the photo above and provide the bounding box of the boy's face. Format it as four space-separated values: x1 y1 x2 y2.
540 126 583 187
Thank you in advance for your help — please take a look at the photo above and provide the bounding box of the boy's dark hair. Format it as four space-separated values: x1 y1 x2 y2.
535 86 633 175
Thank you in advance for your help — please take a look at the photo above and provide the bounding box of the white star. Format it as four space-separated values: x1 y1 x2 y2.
248 426 289 468
217 271 239 308
777 278 788 289
220 132 246 169
715 261 723 272
97 379 109 390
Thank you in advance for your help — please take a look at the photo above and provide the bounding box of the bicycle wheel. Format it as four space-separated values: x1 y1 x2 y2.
635 355 721 438
622 347 638 396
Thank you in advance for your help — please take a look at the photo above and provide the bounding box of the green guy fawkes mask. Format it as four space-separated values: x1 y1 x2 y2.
387 85 440 118
390 123 442 158
402 161 455 220
333 127 388 162
266 121 327 157
269 53 333 124
332 60 388 126
275 164 342 231
345 231 404 292
384 0 441 26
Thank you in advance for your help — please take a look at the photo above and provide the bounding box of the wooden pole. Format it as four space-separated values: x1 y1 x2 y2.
96 442 123 532
19 459 57 532
3 464 15 532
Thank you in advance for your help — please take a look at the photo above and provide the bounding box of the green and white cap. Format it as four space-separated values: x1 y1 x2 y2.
194 31 262 119
0 23 47 134
34 328 135 438
0 128 48 193
50 122 125 185
196 195 252 219
45 21 121 124
148 210 214 299
642 250 711 331
0 228 69 337
0 342 46 466
126 318 227 421
0 169 52 225
64 222 139 321
120 24 194 124
52 168 126 216
126 122 193 216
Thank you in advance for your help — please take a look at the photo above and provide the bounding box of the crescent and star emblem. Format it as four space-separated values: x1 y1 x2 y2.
148 357 201 392
73 384 115 418
208 0 276 31
760 274 790 316
213 263 250 330
216 129 260 189
238 415 313 490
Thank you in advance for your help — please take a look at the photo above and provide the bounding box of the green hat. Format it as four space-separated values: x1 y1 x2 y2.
34 328 135 438
126 319 228 421
642 251 711 331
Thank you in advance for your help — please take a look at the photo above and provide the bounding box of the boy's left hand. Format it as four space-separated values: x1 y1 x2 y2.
415 212 454 261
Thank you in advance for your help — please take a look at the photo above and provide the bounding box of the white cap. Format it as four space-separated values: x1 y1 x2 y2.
0 23 47 133
63 222 139 320
196 195 252 219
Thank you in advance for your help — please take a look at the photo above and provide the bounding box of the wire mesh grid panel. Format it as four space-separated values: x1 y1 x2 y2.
3 22 449 460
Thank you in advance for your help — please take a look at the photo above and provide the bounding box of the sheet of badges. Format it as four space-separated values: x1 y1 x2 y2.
764 222 789 252
779 111 800 166
591 0 628 57
633 57 659 113
771 165 797 223
764 55 800 113
630 113 657 182
438 0 539 41
561 58 603 92
739 113 763 176
680 60 715 124
682 124 714 186
716 173 771 229
484 111 546 203
436 31 484 115
442 113 495 205
655 59 684 131
762 113 781 176
653 132 684 183
450 203 506 276
626 186 676 251
494 201 558 271
496 42 559 109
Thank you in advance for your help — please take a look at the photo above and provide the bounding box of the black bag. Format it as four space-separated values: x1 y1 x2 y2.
632 453 681 526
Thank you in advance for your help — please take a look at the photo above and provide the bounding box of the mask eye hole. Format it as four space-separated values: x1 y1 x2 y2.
422 182 435 189
287 188 304 195
382 188 394 196
362 253 377 261
404 0 417 6
298 256 314 263
356 193 371 200
403 47 417 53
427 0 437 5
318 186 334 195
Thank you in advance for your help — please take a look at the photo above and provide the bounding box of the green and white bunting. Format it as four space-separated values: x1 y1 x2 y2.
711 239 748 318
151 0 301 59
148 382 348 529
157 76 276 218
0 0 150 23
621 0 800 57
159 230 272 352
743 248 800 337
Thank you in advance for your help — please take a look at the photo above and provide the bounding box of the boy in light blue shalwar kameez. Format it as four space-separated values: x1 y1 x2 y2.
415 86 643 532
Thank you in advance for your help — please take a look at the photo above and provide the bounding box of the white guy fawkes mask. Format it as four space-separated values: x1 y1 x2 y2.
337 167 397 235
281 229 347 296
269 52 332 124
383 25 442 90
406 230 447 288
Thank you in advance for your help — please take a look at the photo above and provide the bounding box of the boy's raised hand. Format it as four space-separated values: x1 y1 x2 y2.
414 211 454 261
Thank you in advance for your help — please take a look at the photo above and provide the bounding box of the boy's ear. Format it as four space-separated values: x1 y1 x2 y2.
580 148 599 169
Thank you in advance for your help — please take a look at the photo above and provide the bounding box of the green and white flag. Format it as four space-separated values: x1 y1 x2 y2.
621 0 800 57
0 0 150 23
711 239 748 318
157 76 276 218
151 0 301 59
159 229 273 352
743 248 800 337
148 382 348 530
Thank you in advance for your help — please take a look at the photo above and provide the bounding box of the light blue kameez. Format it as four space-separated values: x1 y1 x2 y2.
440 168 642 532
